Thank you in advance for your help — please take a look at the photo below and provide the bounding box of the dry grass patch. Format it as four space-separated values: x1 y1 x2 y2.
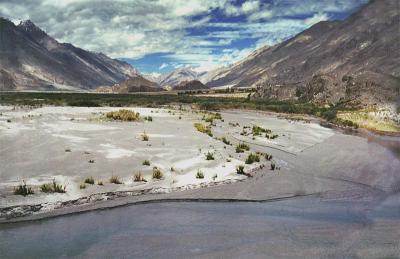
106 109 140 121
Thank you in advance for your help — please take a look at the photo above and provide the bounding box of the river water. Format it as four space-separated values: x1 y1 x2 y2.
1 196 399 258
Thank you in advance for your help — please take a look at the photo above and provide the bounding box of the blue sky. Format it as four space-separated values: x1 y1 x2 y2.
1 0 368 74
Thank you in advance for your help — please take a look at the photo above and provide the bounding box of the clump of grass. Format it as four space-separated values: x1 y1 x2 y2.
270 162 276 170
65 148 71 152
245 153 260 164
236 165 245 175
40 179 66 193
170 167 175 172
106 109 140 121
144 116 153 122
80 183 86 189
221 137 231 145
142 160 150 166
252 125 272 136
265 153 273 161
196 169 204 179
97 181 103 186
205 151 215 160
110 175 123 184
134 172 147 182
84 176 95 185
14 181 34 196
194 122 212 137
236 143 250 153
142 131 149 141
266 133 278 139
88 159 95 163
152 167 163 180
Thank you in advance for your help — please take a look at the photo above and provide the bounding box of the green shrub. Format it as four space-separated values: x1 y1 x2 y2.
14 181 34 196
245 153 260 164
152 167 163 179
110 175 123 184
252 125 272 136
84 176 95 185
236 165 245 175
106 109 140 121
142 160 150 166
196 169 204 179
194 123 212 137
40 180 66 193
236 143 250 153
205 151 215 160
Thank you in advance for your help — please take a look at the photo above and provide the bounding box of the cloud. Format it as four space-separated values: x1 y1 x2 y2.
0 0 368 72
159 63 169 69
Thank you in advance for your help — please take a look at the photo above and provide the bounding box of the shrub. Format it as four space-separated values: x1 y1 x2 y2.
265 153 273 161
221 137 231 145
236 165 245 175
106 109 140 121
14 181 34 196
84 176 95 185
266 133 278 139
194 123 212 137
252 125 272 136
245 153 260 164
152 167 163 179
196 169 204 179
80 183 86 189
40 180 66 193
142 131 149 141
97 181 104 186
110 175 123 184
142 160 150 166
235 143 250 153
134 172 146 182
205 151 215 160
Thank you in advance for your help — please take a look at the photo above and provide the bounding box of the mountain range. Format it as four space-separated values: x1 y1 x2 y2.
0 18 138 91
0 0 399 106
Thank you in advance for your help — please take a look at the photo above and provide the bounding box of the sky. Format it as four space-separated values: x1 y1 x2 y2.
0 0 368 74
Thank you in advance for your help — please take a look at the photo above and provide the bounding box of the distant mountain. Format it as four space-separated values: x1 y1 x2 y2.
97 74 161 93
206 0 400 106
0 18 138 91
172 80 209 91
158 67 203 87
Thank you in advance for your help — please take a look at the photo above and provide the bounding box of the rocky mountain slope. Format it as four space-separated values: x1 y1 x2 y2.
97 74 161 93
206 0 400 106
0 19 138 91
172 80 209 91
158 67 203 87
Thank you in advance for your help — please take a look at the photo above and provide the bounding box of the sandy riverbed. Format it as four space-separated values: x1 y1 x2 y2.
0 105 399 221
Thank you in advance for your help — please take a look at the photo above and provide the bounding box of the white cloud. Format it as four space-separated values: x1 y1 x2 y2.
159 63 169 69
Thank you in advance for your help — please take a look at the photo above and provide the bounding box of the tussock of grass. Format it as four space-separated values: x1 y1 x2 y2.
40 180 66 193
252 125 272 136
194 122 213 137
236 165 245 175
265 153 273 161
144 116 153 121
205 151 215 160
97 181 104 186
271 162 276 170
106 109 140 121
221 137 231 145
80 183 86 189
152 167 163 180
84 176 95 185
14 181 34 196
134 172 147 182
110 175 123 184
142 131 149 141
236 143 250 153
245 153 260 164
142 160 150 166
196 169 204 179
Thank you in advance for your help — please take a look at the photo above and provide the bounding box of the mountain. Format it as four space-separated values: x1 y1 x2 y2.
158 67 203 87
206 0 400 106
97 74 161 93
0 18 138 91
172 80 209 91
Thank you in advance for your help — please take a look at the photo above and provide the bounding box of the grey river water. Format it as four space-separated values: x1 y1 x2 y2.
1 196 399 258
